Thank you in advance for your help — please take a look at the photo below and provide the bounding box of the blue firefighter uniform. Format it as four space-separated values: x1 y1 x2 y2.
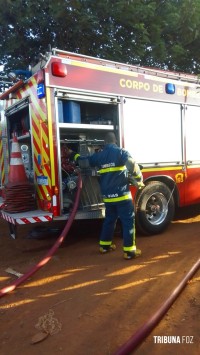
72 141 143 259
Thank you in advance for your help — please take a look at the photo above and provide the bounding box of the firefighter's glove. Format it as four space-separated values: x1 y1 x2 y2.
128 176 145 189
128 175 137 186
137 181 145 190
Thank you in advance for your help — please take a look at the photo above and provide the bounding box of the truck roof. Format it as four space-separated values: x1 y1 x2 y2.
52 48 199 84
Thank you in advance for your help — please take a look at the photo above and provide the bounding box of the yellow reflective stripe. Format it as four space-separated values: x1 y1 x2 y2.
98 166 126 174
143 166 183 172
103 193 132 203
99 241 112 246
46 87 55 185
123 246 136 252
74 154 80 161
134 172 142 179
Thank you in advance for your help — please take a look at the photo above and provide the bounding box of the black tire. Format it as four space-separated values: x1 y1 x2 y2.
135 181 175 235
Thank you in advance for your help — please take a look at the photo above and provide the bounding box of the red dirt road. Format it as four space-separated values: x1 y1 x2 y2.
0 205 200 355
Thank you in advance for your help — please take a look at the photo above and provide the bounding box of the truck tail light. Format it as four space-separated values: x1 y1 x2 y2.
53 186 59 195
43 199 52 211
51 62 67 77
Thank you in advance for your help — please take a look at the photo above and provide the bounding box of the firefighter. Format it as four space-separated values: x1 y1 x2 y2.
67 132 144 260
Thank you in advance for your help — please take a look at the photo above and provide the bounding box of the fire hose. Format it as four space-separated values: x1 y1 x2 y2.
0 171 82 299
113 256 200 354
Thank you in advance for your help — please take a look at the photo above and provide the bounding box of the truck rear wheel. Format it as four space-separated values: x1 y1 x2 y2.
135 181 175 235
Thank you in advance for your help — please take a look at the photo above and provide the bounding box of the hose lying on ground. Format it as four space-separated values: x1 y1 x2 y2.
0 172 82 299
113 257 200 355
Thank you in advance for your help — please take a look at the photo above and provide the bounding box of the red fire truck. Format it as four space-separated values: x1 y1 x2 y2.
0 48 200 237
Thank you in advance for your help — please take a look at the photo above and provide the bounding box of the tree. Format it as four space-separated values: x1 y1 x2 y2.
1 0 200 76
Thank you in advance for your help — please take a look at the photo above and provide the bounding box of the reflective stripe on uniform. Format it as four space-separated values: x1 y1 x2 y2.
123 245 136 252
74 153 80 161
98 166 126 174
134 173 142 179
99 241 112 246
133 168 143 180
103 192 132 203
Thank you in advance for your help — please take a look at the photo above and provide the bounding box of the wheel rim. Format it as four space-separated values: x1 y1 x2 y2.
145 192 168 226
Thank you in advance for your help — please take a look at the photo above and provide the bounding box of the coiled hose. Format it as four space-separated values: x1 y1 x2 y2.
0 172 82 299
114 257 200 354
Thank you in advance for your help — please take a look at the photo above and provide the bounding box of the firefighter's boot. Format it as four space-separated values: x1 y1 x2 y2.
124 249 142 260
99 244 116 254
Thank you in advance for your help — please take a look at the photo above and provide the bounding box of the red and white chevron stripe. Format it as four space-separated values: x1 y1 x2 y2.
1 211 52 225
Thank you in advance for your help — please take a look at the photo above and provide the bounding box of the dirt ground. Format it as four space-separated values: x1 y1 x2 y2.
0 205 199 355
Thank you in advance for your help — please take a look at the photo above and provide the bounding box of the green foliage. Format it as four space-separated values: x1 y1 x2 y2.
1 0 200 74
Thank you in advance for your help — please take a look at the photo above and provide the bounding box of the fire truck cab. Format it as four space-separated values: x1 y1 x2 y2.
1 48 200 238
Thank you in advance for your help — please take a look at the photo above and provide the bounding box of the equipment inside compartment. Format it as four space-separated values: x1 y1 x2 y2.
60 134 106 213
